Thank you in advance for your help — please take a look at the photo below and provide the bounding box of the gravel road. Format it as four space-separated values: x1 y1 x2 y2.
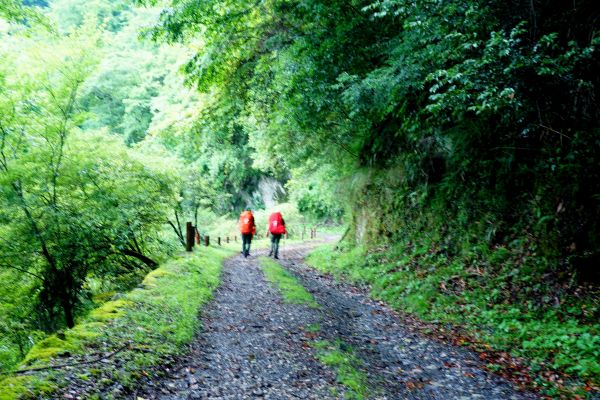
139 242 537 400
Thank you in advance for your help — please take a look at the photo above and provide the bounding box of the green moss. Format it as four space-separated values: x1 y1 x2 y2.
69 322 103 340
23 335 74 365
21 321 102 367
99 377 114 385
89 299 131 321
0 375 58 400
260 257 319 308
92 291 117 303
313 340 369 399
141 268 173 287
0 376 31 400
76 373 90 381
38 379 58 395
2 247 232 399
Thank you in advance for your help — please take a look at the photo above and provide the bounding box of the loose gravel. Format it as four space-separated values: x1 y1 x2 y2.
139 241 537 399
139 249 343 400
278 244 538 399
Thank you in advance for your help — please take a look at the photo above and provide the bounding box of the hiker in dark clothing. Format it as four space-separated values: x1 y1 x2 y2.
267 211 286 259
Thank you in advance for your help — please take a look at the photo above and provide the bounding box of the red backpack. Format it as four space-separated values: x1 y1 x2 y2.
239 211 255 234
268 212 286 234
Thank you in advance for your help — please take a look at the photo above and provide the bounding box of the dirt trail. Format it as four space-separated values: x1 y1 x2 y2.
139 241 536 399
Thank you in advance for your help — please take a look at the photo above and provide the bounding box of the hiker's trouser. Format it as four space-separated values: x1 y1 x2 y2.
241 233 253 256
270 233 282 257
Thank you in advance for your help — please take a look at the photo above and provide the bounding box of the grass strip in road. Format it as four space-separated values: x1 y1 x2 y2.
313 339 370 400
260 257 319 308
260 257 369 399
0 247 232 400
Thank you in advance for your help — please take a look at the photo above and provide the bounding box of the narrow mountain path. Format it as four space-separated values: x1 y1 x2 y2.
139 241 537 400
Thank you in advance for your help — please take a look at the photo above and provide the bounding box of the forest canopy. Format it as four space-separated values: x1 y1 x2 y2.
137 0 599 266
0 0 294 372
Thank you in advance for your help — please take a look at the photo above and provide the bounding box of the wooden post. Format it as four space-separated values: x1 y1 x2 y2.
226 236 230 243
204 235 210 247
235 236 237 242
195 228 200 245
185 222 194 252
218 237 221 246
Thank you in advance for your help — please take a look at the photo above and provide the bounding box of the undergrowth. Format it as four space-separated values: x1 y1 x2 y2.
307 242 599 398
0 247 231 400
313 340 369 400
260 257 319 308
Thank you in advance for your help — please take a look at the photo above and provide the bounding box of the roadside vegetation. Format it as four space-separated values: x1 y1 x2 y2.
307 243 599 397
0 247 229 399
0 0 327 377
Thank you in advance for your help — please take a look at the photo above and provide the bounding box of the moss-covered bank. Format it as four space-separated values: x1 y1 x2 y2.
0 247 231 399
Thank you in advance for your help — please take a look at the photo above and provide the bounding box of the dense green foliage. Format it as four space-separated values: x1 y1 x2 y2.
137 0 599 394
138 0 600 302
0 0 311 375
0 0 45 24
142 0 599 261
0 5 182 371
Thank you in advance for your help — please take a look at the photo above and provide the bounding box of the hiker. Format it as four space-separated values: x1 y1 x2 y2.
239 207 256 257
267 211 286 259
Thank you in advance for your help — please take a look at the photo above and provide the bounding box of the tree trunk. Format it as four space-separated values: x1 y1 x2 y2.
62 297 74 328
120 248 158 268
186 222 194 252
168 213 185 246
